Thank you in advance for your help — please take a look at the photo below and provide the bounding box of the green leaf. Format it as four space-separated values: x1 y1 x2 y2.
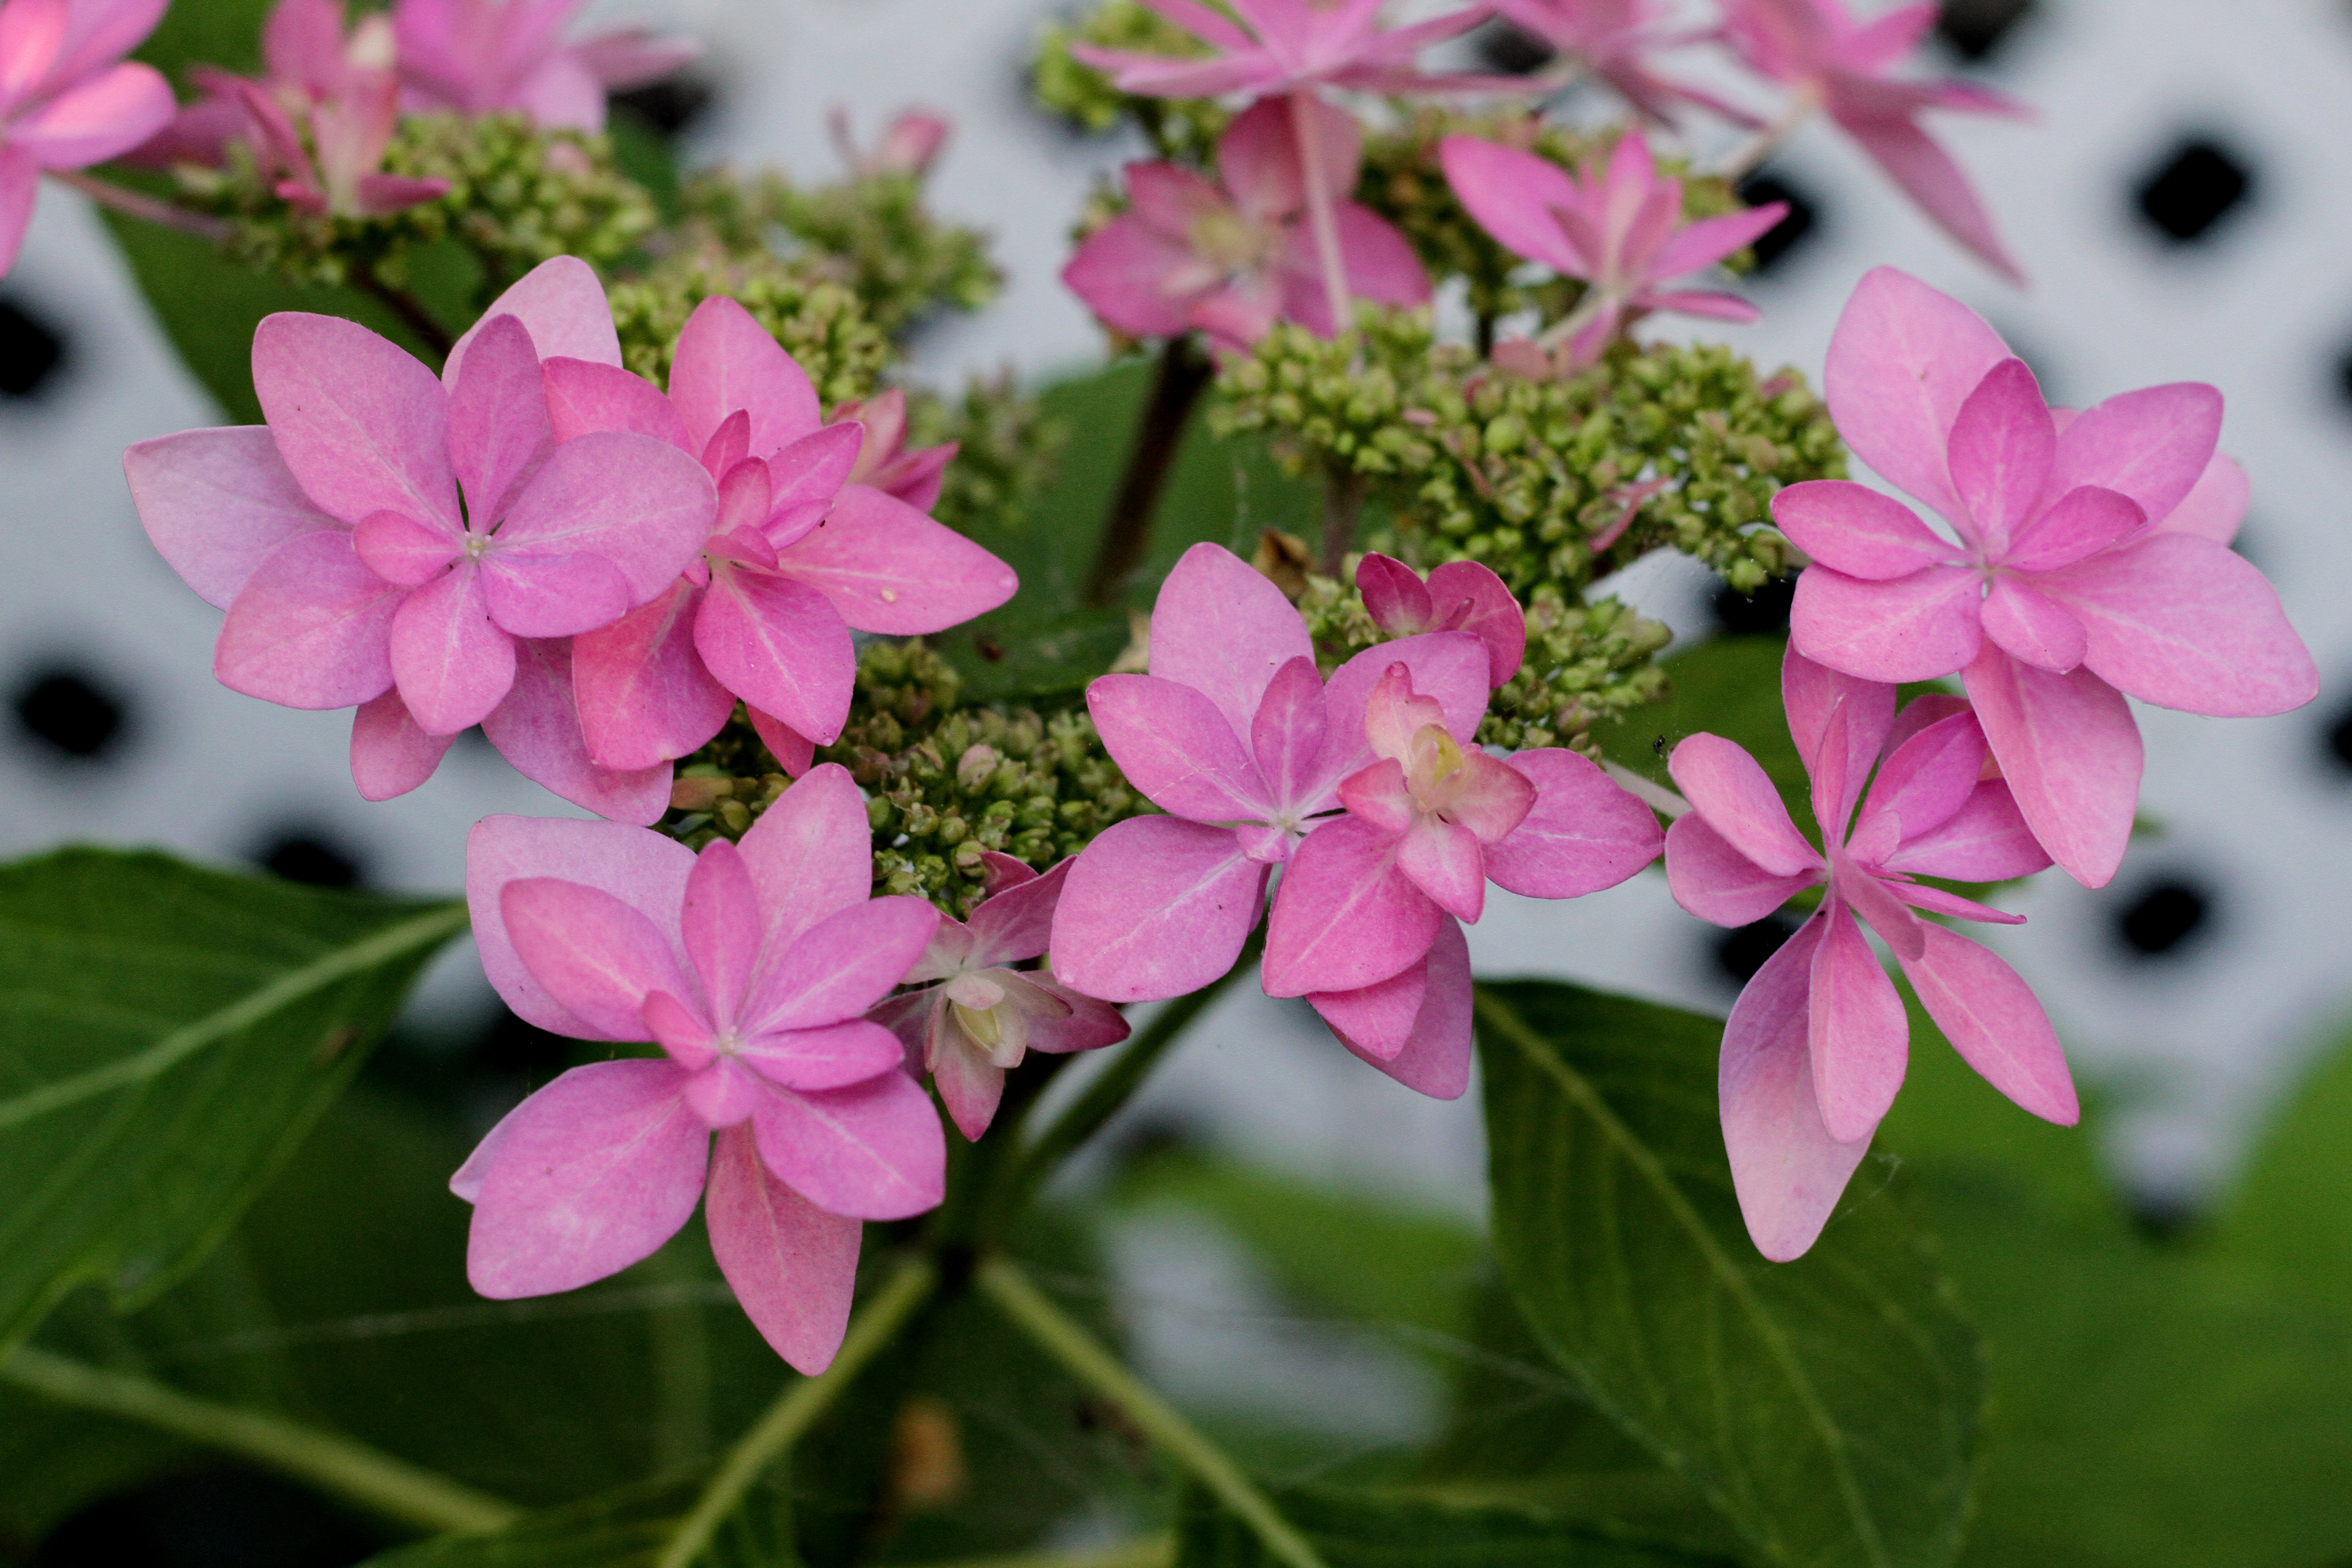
2221 1019 2352 1303
1590 637 1798 806
1472 980 1984 1568
0 849 467 1352
356 1478 709 1567
1176 1480 1737 1567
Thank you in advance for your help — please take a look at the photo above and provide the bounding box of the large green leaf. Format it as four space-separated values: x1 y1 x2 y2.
2221 1019 2352 1303
1176 1480 1737 1567
1473 980 1983 1568
1590 637 1798 809
0 849 467 1352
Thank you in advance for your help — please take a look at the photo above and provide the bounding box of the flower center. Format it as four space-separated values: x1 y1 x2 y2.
1189 208 1275 275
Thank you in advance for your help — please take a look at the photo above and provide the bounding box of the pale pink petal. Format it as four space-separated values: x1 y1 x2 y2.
1899 924 2078 1125
1261 815 1442 998
670 294 821 457
1425 560 1526 686
1719 915 1872 1263
466 1059 705 1297
695 565 855 746
0 143 36 277
964 857 1073 965
512 51 603 132
467 813 695 1036
1780 643 1897 821
2035 534 2318 716
353 510 459 587
738 1019 910 1092
1250 656 1329 808
1070 43 1275 98
1027 974 1132 1054
1308 631 1490 804
1854 710 1983 847
1062 212 1205 339
744 896 939 1036
749 1071 944 1221
349 686 454 800
502 875 694 1039
1337 758 1416 836
1215 95 1316 218
252 312 457 529
1789 564 1984 684
572 29 702 89
127 426 345 610
681 838 762 1030
1395 816 1487 922
1891 882 2025 926
480 550 633 639
772 485 1017 634
446 313 553 524
1666 733 1817 878
704 1123 861 1372
1485 748 1663 898
748 707 816 776
483 638 673 825
931 1036 1007 1142
1637 288 1762 324
1308 949 1425 1062
495 432 715 602
1882 780 2050 881
1664 811 1817 926
1147 542 1316 742
448 255 622 382
1049 817 1269 1003
2041 382 2222 528
1330 916 1471 1100
544 357 691 450
2157 454 2246 545
1087 672 1269 822
1123 158 1229 236
736 762 875 958
1649 204 1789 280
1978 577 2085 674
49 0 167 85
2001 484 2146 573
1437 134 1583 274
215 530 402 710
1430 748 1537 846
573 579 735 770
12 61 173 167
1823 266 2013 524
1807 901 1907 1144
765 424 863 519
389 561 516 734
1828 106 2023 286
1961 645 2139 888
1944 358 2053 553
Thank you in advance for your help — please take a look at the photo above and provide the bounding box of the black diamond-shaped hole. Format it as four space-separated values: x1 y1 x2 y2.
1936 0 2037 62
0 295 66 399
35 1466 383 1568
2321 696 2352 773
12 666 127 760
2116 878 2213 958
1735 171 1819 274
479 1005 573 1072
1474 18 1555 75
1713 575 1797 636
610 74 714 137
1716 911 1803 985
255 831 367 889
2136 138 2254 245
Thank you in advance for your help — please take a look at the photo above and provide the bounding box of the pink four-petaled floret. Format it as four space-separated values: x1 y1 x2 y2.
0 0 176 275
1068 0 1493 100
391 0 697 134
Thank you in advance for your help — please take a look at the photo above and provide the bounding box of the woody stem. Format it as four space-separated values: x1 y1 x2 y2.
1318 464 1365 579
1288 89 1352 338
1086 335 1214 607
352 260 456 362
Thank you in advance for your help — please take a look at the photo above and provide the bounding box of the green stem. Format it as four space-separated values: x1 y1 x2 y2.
0 1344 520 1535
976 1260 1327 1568
905 1537 1173 1568
654 1258 938 1568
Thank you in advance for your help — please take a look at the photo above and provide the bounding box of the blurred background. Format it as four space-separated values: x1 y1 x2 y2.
5 0 2352 1501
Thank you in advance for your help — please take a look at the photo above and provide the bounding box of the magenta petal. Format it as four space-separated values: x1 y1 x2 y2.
389 562 517 735
1664 812 1816 927
252 312 457 529
766 423 864 515
1049 816 1269 1003
1261 815 1442 998
2036 534 2318 717
573 579 735 771
1027 975 1132 1054
1323 916 1475 1100
480 550 633 639
1945 358 2054 553
1719 916 1872 1263
448 256 622 381
502 875 695 1040
1856 711 1984 846
2043 381 2223 527
1963 646 2140 888
736 763 876 955
739 1019 909 1093
1087 673 1269 822
350 686 454 800
467 1059 706 1298
544 357 691 450
483 638 673 826
495 432 716 603
1789 564 1984 684
1770 480 1956 582
1807 902 1908 1145
127 426 343 610
964 857 1073 965
749 1071 945 1221
1486 748 1663 899
1831 109 2024 286
215 530 402 710
1899 924 2078 1125
704 1122 861 1373
1666 733 1817 878
1148 543 1317 742
1892 882 2025 926
1308 950 1426 1062
1425 560 1527 686
745 897 941 1035
1883 780 2052 882
748 708 816 777
1823 266 2013 525
695 565 855 746
1396 817 1487 923
1436 134 1583 273
670 294 822 457
446 313 553 525
1330 200 1431 310
1357 553 1433 634
1251 657 1330 808
774 486 1017 634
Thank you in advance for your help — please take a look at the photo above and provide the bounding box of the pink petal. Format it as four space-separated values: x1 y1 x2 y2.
1779 647 1893 828
1309 631 1491 803
1087 672 1269 822
1026 975 1132 1055
2001 484 2146 573
748 707 816 776
1789 564 1984 684
749 1071 945 1221
1261 815 1442 998
496 432 715 602
2157 454 2247 545
1485 748 1661 897
2042 382 2222 528
512 52 605 133
448 255 622 382
765 423 864 519
930 1034 1007 1142
353 509 458 587
1961 645 2140 888
482 638 673 826
683 838 763 1031
446 313 553 524
2034 534 2318 717
1665 811 1817 926
1828 106 2024 286
669 295 821 457
1881 780 2050 881
573 579 735 771
1945 358 2053 554
12 60 173 167
1338 758 1416 835
773 485 1017 634
466 1059 706 1298
1357 552 1434 634
744 896 940 1036
1807 901 1908 1145
1437 134 1583 274
1433 749 1538 847
0 142 37 280
1425 560 1526 686
1147 543 1317 742
1251 656 1330 807
1061 211 1206 339
1855 710 1983 846
389 561 516 734
1978 577 2085 674
49 0 168 87
1649 203 1789 280
1636 288 1762 324
215 530 402 710
703 1123 861 1372
1395 816 1487 922
1823 267 2013 525
480 550 633 639
349 686 454 800
1319 915 1475 1100
1884 693 1973 758
1665 733 1816 878
252 312 458 529
1720 915 1872 1263
1328 201 1431 310
1891 882 2026 926
1840 864 1926 962
544 357 691 451
644 990 717 1071
1307 949 1425 1062
736 763 876 957
502 875 695 1040
695 565 855 746
739 1019 911 1092
964 856 1073 965
125 426 348 609
1049 816 1269 1003
1898 924 2078 1125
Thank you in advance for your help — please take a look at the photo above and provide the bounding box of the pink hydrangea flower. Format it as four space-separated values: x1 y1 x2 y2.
833 387 956 512
1780 267 2316 887
127 256 715 822
391 0 698 134
1064 95 1428 350
456 764 946 1372
0 0 175 275
1439 129 1787 366
1356 552 1525 688
1665 647 2068 1261
1069 0 1492 100
831 105 948 181
541 290 1019 774
1486 0 1749 126
871 854 1129 1141
1717 0 2029 283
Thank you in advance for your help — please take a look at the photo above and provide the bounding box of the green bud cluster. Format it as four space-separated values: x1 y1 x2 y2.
906 374 1067 541
1032 1 1227 165
607 245 886 407
666 642 1152 921
677 169 1000 340
181 112 655 291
